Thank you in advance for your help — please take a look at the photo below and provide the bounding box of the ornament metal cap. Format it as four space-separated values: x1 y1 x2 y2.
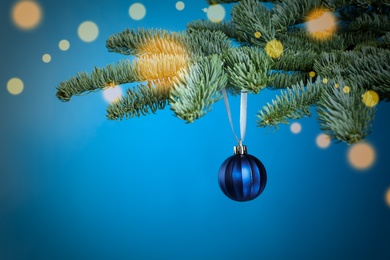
234 143 247 155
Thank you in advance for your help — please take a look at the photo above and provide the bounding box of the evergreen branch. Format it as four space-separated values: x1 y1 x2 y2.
223 46 271 93
169 55 228 123
271 49 318 71
349 13 390 34
106 28 189 56
314 47 390 100
267 71 310 89
256 78 324 128
271 0 322 32
186 30 231 56
231 0 275 45
56 60 141 102
316 79 376 144
186 20 243 41
106 83 170 121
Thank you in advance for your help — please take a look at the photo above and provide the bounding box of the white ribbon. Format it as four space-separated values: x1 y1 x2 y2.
221 88 247 145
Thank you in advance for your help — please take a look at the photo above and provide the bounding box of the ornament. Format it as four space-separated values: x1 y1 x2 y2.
219 90 267 201
218 144 267 202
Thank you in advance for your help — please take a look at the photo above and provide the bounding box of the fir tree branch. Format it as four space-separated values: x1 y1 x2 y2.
231 0 275 45
349 13 390 34
223 46 271 93
186 30 231 56
106 83 170 121
106 28 189 56
56 60 141 102
316 79 376 144
256 78 325 128
186 20 243 41
271 50 318 71
271 0 322 32
206 0 241 4
170 55 228 123
268 71 310 89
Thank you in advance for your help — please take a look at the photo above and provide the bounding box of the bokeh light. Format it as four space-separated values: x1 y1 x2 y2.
59 39 70 51
129 3 146 20
207 5 225 23
343 86 350 94
265 39 283 59
7 78 24 95
42 54 51 63
322 78 328 84
176 1 185 11
103 85 123 103
290 122 302 134
316 133 331 149
348 142 376 170
202 8 208 13
12 0 42 30
335 83 339 88
362 90 379 107
306 8 337 40
309 71 316 78
254 31 261 38
385 188 390 207
78 21 99 42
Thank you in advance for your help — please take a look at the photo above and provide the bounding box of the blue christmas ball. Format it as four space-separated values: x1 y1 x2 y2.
218 151 267 202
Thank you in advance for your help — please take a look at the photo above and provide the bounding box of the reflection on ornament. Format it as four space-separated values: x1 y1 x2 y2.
265 39 283 59
362 90 379 107
218 144 267 202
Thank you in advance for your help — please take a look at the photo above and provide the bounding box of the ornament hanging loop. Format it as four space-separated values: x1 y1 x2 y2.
234 143 247 155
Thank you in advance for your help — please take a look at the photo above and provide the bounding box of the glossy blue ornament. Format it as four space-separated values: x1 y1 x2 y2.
218 145 267 202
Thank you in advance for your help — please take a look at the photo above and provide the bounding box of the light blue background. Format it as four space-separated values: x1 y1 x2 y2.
1 0 390 259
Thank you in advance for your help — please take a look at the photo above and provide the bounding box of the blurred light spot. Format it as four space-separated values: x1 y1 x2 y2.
202 8 208 12
207 5 225 23
362 90 379 107
176 1 185 11
335 83 339 88
254 31 261 38
78 21 99 42
290 122 302 134
343 86 350 94
129 3 146 20
348 142 376 170
7 78 24 95
386 188 390 207
309 71 316 77
12 0 42 30
265 39 283 59
42 54 51 63
103 85 123 103
306 8 336 40
322 78 328 83
316 133 331 149
59 39 70 51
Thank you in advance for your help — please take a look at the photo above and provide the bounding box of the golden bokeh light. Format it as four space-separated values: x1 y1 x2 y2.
7 78 24 95
322 78 328 84
309 71 316 78
59 39 70 51
254 31 261 38
12 0 42 30
290 122 302 134
129 3 146 20
348 142 376 170
176 1 185 11
103 85 123 103
306 8 337 40
385 188 390 207
265 39 283 59
207 4 225 23
78 21 99 42
362 90 379 107
42 54 51 63
343 86 351 94
316 133 331 149
335 83 340 88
